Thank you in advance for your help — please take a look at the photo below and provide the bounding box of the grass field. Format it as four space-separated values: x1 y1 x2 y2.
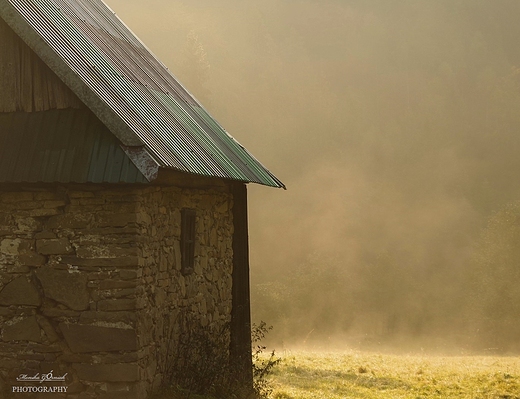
268 350 520 399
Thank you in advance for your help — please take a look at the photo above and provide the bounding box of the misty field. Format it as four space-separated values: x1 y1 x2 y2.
268 350 520 399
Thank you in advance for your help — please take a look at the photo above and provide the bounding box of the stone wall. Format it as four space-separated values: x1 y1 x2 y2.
0 182 234 398
135 185 234 394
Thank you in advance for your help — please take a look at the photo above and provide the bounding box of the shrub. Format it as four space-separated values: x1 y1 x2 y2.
251 322 282 398
156 313 280 399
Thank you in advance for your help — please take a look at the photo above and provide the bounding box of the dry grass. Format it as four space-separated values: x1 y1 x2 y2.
268 350 520 399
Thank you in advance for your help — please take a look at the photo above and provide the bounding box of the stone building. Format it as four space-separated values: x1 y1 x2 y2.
0 0 284 398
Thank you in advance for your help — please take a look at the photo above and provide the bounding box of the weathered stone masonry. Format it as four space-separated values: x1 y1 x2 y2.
0 182 234 398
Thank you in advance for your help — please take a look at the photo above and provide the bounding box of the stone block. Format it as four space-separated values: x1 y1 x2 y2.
36 267 89 310
59 353 94 363
79 197 105 205
0 212 11 225
34 192 63 201
2 316 41 342
103 352 139 363
79 311 136 324
0 192 33 202
86 272 111 280
78 228 139 238
97 213 138 228
65 381 86 394
153 288 167 307
119 270 137 280
73 363 139 382
16 353 46 361
35 232 57 239
216 200 229 213
98 391 138 399
58 256 139 268
13 200 42 210
6 264 31 273
35 392 67 398
27 343 62 353
0 277 41 306
36 239 73 255
28 208 61 217
59 323 137 353
37 316 60 343
0 238 21 255
0 358 20 368
43 200 67 208
67 191 95 199
98 280 137 290
15 217 41 233
112 288 137 298
0 307 13 316
76 246 138 259
19 252 47 266
97 299 136 311
46 214 91 229
42 308 81 318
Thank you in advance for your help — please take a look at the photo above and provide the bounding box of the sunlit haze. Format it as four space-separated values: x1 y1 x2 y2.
105 0 520 353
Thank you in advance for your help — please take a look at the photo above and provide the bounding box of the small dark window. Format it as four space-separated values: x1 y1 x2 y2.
181 208 196 275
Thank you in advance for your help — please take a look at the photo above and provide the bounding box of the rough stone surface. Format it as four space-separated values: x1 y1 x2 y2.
0 238 21 255
0 276 41 306
36 316 60 343
19 252 47 266
36 267 89 311
2 316 41 342
0 183 236 399
98 392 139 399
36 238 73 255
135 186 234 396
97 299 136 311
73 363 139 382
59 323 137 353
79 311 136 324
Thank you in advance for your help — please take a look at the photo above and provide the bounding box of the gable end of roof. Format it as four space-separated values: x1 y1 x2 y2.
0 0 285 189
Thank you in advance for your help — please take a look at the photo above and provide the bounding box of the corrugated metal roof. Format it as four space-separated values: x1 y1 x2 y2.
0 108 148 184
0 0 285 189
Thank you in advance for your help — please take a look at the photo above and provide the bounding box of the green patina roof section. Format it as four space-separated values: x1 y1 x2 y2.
192 106 284 186
151 90 283 186
0 109 148 184
0 0 285 188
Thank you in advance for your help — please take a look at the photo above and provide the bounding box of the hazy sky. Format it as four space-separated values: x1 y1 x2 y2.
104 0 520 346
104 0 518 267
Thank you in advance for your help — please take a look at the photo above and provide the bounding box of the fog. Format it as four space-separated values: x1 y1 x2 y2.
106 0 520 353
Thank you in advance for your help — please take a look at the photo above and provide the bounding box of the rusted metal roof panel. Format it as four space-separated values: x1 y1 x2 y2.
0 109 148 184
0 0 285 189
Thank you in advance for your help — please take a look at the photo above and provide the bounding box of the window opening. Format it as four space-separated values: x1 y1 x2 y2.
181 208 196 275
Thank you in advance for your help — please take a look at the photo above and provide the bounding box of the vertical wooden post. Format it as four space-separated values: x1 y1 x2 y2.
230 182 253 389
